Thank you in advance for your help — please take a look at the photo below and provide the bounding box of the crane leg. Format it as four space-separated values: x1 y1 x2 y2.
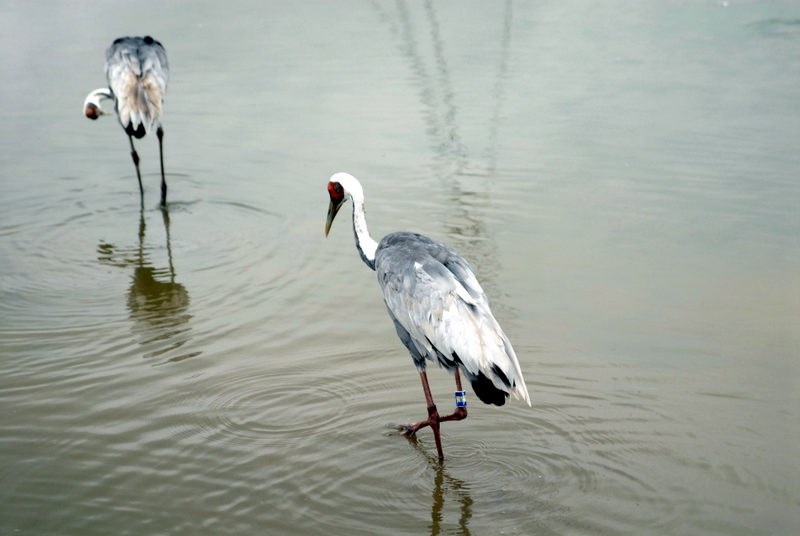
439 368 468 423
395 369 445 460
128 135 144 197
157 126 167 207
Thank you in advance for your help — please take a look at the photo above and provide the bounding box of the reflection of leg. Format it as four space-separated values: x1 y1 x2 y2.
161 206 176 281
414 423 473 536
430 459 445 535
395 369 444 459
440 368 468 423
157 126 167 206
128 135 143 196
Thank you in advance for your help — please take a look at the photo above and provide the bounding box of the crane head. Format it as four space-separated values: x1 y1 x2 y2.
84 103 102 120
83 88 113 120
325 179 346 237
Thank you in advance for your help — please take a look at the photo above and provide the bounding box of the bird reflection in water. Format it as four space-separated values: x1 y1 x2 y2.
97 206 199 363
375 0 516 292
407 438 473 536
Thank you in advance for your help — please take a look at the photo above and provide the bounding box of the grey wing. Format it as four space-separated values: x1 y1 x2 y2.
376 240 530 405
105 37 169 134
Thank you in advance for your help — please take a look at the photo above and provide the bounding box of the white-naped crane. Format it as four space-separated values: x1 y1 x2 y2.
325 172 530 459
84 36 170 206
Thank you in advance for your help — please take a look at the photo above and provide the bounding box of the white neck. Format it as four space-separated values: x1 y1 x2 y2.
349 190 379 270
83 88 114 114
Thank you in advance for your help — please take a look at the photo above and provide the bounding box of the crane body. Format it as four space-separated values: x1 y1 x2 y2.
84 36 170 206
325 172 530 459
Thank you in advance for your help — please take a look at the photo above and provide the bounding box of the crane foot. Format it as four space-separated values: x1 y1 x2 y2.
390 422 428 437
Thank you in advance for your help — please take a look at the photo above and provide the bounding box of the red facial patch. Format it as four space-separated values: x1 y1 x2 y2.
328 181 344 202
85 104 98 119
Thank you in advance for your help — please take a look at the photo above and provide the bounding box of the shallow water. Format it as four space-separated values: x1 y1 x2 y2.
1 1 799 534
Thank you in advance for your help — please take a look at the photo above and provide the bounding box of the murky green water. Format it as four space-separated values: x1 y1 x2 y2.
1 1 798 534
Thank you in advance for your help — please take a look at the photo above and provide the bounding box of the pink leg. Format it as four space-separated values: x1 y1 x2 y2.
440 368 468 423
157 126 167 207
128 135 144 197
394 368 469 460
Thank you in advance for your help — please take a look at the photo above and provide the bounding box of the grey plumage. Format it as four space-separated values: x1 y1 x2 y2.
325 172 530 407
325 172 530 458
83 36 170 205
376 232 529 406
105 36 169 139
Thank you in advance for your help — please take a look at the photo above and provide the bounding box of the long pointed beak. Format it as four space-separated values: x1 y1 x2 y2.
325 199 343 237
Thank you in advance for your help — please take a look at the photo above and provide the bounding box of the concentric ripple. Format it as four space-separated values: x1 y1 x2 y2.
161 357 389 449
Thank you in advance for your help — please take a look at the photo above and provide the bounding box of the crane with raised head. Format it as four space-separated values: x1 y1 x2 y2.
325 172 530 459
84 36 170 206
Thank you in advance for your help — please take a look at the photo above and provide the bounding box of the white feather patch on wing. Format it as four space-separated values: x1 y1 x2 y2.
382 254 530 405
105 39 168 135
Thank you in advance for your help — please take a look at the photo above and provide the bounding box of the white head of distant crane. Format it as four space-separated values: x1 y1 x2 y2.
325 172 530 460
84 36 170 206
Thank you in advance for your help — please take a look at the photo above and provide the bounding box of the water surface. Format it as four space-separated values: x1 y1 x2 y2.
1 1 798 534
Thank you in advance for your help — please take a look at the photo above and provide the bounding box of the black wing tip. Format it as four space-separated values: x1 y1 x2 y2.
470 372 509 406
491 364 512 388
125 122 147 139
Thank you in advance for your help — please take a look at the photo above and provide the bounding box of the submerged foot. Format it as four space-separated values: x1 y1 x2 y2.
389 421 429 437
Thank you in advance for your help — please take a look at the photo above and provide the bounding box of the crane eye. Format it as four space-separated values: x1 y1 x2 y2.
328 181 344 201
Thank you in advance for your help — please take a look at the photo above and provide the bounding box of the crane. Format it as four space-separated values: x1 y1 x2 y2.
83 36 170 206
325 172 530 459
